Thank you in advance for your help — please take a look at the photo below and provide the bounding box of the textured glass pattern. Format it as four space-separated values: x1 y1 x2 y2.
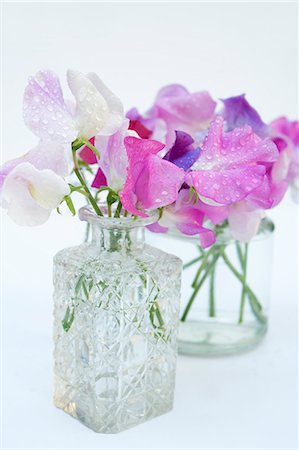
53 216 182 433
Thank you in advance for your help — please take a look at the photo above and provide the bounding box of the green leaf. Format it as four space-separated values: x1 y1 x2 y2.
64 195 76 216
62 305 75 332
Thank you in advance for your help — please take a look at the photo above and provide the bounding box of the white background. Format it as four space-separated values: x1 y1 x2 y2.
1 2 298 449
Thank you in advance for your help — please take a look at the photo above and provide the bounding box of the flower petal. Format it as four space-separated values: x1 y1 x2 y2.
196 116 278 169
186 165 266 205
87 72 124 135
120 137 165 216
79 137 98 164
2 162 69 226
23 70 77 144
94 120 129 192
155 85 216 128
228 201 265 242
135 154 185 209
164 130 201 170
0 140 70 190
67 69 109 139
222 94 268 137
91 168 107 189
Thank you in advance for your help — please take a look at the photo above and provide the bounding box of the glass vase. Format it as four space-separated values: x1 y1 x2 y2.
53 207 182 433
150 218 274 356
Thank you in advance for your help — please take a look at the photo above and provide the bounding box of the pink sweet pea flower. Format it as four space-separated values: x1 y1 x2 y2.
270 117 299 202
186 116 279 206
127 84 216 148
23 69 124 145
147 189 226 248
120 136 185 217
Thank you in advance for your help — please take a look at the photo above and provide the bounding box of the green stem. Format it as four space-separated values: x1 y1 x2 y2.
209 264 216 317
183 255 203 270
107 203 112 217
238 243 248 324
114 201 122 218
81 139 101 159
219 247 266 324
72 149 103 216
191 246 215 288
181 252 220 322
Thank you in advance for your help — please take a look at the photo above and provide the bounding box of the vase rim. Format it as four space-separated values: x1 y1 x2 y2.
79 205 159 230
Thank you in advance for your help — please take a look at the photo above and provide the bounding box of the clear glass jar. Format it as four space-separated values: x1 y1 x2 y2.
53 207 182 433
150 218 274 356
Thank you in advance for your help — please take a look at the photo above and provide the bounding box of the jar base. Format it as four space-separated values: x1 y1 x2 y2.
54 398 173 433
178 319 267 356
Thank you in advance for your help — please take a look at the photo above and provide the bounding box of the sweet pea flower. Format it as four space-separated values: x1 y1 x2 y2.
227 200 265 242
186 116 279 206
0 140 70 190
2 162 70 226
148 189 229 248
163 130 200 171
120 136 185 217
270 117 299 202
79 119 137 192
221 94 268 138
92 119 133 192
127 84 216 147
23 69 124 145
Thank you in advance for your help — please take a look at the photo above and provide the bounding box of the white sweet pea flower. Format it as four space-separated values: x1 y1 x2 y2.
23 69 124 144
2 162 70 226
0 140 70 191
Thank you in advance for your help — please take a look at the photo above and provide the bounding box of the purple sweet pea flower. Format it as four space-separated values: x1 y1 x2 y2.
163 130 200 171
221 94 268 138
120 136 185 217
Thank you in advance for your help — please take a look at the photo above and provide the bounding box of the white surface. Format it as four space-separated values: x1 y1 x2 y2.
1 2 298 449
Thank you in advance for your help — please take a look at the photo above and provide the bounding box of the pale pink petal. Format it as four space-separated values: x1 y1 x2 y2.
228 201 265 242
0 140 70 190
23 70 77 144
87 72 124 135
94 120 129 192
156 87 216 129
2 162 70 226
271 150 291 182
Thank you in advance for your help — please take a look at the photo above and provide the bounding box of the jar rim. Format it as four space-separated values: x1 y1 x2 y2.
79 205 159 230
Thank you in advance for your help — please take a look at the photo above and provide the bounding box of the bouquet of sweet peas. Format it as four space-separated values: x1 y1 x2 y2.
1 69 298 248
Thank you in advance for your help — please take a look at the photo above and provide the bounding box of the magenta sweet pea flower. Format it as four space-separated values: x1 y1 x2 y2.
221 94 268 138
185 116 279 206
120 136 185 217
147 189 218 248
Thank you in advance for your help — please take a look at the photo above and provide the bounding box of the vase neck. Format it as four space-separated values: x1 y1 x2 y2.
91 225 145 252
